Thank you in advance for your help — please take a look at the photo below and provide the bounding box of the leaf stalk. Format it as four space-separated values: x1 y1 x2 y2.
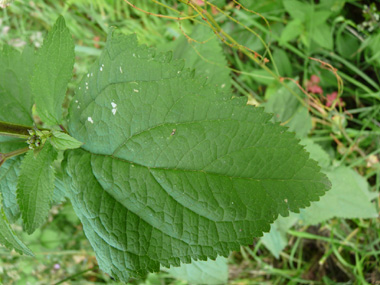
0 121 33 139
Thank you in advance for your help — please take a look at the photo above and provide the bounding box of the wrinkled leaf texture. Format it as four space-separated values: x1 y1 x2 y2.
64 31 330 281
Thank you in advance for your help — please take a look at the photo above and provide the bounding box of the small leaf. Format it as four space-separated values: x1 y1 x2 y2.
50 131 83 151
16 141 58 234
0 192 33 256
31 16 75 126
64 32 330 281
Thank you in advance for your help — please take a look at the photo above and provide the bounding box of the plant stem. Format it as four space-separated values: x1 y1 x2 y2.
0 120 32 139
0 147 30 167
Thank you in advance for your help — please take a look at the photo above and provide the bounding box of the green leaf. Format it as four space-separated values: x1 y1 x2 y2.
165 256 228 285
261 213 298 258
312 23 333 50
50 131 83 151
300 166 378 225
273 49 293 77
31 15 75 126
0 156 22 222
299 138 331 168
16 141 58 234
0 45 36 125
0 192 33 256
264 83 312 138
65 32 330 281
160 25 231 91
0 137 28 222
282 0 313 21
279 19 304 44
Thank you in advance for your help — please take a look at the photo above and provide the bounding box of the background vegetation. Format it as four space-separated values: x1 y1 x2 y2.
0 0 379 284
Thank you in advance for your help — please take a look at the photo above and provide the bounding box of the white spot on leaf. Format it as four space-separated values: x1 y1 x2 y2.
87 117 94 124
111 102 117 115
133 89 139 93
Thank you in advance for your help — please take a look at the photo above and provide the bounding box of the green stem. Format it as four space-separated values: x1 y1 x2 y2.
0 147 30 167
0 120 33 139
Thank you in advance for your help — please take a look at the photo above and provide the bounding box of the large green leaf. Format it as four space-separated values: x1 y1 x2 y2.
16 141 58 234
65 31 330 281
31 16 75 126
0 45 35 125
0 192 33 256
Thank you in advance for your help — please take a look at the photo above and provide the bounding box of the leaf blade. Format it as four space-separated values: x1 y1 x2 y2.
16 141 58 234
0 45 36 125
31 15 75 125
65 32 330 281
50 131 83 151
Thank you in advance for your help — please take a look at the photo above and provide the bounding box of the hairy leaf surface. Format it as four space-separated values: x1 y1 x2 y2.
17 141 58 234
31 16 75 125
65 32 330 281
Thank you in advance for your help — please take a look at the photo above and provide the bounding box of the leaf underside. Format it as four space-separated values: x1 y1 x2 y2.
65 31 330 281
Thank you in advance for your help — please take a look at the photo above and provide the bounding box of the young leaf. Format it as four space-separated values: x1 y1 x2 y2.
31 16 75 126
0 192 33 256
17 141 58 234
50 131 83 151
65 32 330 281
0 45 36 125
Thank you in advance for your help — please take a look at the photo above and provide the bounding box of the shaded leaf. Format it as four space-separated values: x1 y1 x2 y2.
0 137 28 222
0 192 33 256
0 45 35 125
